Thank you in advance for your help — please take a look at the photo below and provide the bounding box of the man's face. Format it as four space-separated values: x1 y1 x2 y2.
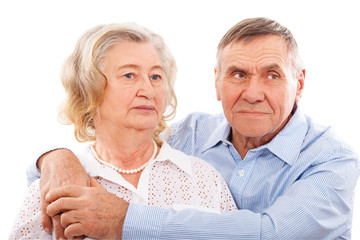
215 35 304 143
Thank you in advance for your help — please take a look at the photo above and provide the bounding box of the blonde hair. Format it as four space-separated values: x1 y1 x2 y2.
59 23 177 144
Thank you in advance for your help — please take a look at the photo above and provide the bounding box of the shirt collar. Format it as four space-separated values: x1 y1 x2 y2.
82 141 195 179
79 145 139 192
156 141 194 177
264 107 308 166
201 114 231 153
199 108 309 166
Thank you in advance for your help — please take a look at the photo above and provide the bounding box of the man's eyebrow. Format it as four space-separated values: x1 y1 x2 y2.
263 64 281 71
225 65 246 75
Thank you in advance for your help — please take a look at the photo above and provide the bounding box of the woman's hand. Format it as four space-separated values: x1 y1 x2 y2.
46 178 129 239
39 149 90 239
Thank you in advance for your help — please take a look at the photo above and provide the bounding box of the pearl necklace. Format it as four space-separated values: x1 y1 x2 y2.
91 140 157 174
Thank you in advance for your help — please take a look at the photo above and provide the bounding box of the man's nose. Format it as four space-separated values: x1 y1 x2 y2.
241 78 265 103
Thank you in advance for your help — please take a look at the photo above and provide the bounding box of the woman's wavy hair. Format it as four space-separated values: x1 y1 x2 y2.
58 23 177 144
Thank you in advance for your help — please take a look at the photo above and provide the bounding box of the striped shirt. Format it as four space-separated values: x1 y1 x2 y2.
123 108 359 239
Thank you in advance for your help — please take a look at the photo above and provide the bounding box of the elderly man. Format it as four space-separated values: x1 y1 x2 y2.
29 17 358 239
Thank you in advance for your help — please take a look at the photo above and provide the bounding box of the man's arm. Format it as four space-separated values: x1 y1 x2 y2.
122 150 359 239
35 149 90 238
44 148 358 239
35 144 358 239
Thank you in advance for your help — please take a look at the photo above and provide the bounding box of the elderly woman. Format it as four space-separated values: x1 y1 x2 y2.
10 23 236 239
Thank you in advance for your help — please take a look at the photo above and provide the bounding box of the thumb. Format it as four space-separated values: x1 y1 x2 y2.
90 177 102 188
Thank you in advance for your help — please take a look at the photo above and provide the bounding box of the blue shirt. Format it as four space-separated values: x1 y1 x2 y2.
122 108 359 239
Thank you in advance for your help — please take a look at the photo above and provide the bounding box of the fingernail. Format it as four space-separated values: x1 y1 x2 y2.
45 193 50 201
44 227 50 233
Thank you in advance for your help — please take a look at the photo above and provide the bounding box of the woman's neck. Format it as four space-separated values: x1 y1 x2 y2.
94 124 155 170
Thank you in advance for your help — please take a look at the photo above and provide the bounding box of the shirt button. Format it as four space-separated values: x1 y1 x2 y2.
239 170 245 177
222 142 228 147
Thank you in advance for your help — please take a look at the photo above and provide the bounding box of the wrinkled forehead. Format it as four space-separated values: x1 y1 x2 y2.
224 35 288 55
223 35 290 61
218 35 297 79
218 35 294 69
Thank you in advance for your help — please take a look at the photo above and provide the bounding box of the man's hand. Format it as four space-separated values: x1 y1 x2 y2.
46 178 129 239
39 149 90 238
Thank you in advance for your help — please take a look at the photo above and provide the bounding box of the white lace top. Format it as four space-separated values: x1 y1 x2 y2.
10 141 237 239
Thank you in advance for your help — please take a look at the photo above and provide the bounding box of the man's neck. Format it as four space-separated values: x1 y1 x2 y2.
230 116 291 159
230 133 273 159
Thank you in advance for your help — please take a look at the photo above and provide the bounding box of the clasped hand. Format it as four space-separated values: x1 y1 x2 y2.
45 178 127 239
38 149 128 239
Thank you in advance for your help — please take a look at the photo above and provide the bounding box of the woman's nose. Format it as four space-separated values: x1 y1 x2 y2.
137 76 155 99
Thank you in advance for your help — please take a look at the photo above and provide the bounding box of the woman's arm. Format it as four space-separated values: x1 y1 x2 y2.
10 180 52 239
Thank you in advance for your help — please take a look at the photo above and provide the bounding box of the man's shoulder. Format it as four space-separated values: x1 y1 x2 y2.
303 114 357 161
166 112 227 155
170 112 226 137
174 112 225 126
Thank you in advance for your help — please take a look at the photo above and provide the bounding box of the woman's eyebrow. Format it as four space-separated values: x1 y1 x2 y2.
116 64 140 72
151 65 163 71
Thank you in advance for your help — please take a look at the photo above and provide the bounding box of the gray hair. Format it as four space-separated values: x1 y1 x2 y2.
216 17 304 77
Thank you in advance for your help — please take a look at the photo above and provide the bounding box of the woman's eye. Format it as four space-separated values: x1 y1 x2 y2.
150 75 161 80
124 73 134 79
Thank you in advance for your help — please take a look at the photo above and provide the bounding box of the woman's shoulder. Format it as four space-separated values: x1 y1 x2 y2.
160 141 222 179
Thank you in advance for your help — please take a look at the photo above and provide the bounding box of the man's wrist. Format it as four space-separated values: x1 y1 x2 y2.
36 148 72 171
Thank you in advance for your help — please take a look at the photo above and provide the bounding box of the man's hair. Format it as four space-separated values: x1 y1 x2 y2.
58 23 177 143
216 17 304 76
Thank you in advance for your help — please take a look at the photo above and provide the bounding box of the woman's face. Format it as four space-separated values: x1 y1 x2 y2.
96 41 166 133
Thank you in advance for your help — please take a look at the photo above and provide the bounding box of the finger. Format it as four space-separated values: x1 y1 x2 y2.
40 197 52 233
40 173 52 233
73 235 85 239
60 210 80 229
52 214 66 240
64 223 84 239
47 197 80 217
90 177 102 188
46 185 83 202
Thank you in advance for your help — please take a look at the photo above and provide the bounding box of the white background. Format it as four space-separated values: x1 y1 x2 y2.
1 0 359 238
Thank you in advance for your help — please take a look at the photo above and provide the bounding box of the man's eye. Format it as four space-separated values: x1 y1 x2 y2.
150 75 161 80
267 74 279 80
124 73 134 79
234 73 245 78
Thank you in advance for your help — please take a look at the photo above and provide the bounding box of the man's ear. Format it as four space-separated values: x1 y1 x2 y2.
215 67 221 101
295 69 305 103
